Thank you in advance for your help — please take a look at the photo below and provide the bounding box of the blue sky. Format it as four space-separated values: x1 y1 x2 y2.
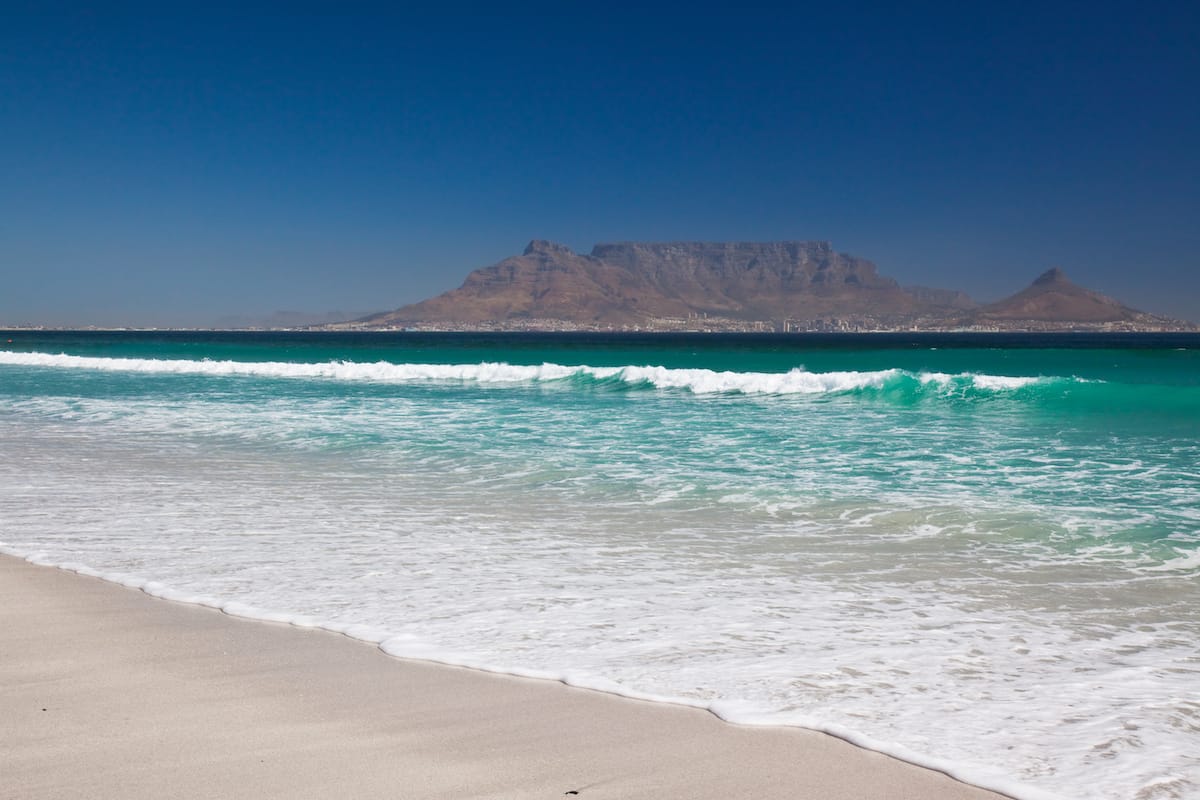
3 1 1198 325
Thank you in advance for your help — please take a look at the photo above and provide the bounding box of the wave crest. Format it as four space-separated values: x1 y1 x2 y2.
0 351 1060 397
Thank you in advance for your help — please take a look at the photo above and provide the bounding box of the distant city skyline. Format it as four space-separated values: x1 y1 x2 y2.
2 2 1198 326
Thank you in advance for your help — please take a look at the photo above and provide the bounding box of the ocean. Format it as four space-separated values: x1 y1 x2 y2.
2 331 1197 799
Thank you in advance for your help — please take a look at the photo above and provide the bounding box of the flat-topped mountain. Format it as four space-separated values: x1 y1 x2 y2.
582 241 908 315
346 241 1194 332
357 240 970 330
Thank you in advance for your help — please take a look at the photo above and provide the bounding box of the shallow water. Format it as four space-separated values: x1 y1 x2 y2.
2 332 1198 799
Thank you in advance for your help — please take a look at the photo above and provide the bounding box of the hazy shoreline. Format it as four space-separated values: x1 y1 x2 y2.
4 326 1199 338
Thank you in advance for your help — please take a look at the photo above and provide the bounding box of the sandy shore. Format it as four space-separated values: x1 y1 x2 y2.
1 555 1009 799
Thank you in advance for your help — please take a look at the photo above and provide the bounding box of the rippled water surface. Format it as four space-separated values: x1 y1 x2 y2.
2 332 1198 800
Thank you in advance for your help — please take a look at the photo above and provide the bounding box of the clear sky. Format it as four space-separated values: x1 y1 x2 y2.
3 1 1198 326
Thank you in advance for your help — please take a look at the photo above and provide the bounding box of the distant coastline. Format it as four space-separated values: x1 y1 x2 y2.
7 320 1197 334
334 241 1199 334
5 240 1196 333
318 317 1196 334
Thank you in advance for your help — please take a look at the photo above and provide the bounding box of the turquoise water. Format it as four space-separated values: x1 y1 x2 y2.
2 332 1198 799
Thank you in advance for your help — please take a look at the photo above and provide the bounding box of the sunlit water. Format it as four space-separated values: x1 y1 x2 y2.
2 332 1198 799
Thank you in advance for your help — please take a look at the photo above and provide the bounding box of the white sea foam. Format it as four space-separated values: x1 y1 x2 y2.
920 371 1044 391
0 351 587 383
0 544 1066 800
608 364 902 393
2 416 1195 800
2 349 1195 800
971 374 1042 390
0 351 1059 397
1140 549 1200 572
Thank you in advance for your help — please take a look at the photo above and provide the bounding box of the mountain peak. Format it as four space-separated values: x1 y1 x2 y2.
979 269 1136 323
1033 267 1070 286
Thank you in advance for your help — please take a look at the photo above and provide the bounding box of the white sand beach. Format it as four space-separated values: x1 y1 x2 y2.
1 555 1009 799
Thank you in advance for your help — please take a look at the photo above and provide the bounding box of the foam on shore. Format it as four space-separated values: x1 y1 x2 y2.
5 342 1196 799
0 544 1059 800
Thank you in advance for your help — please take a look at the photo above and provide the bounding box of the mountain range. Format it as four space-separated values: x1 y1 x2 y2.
345 241 1193 332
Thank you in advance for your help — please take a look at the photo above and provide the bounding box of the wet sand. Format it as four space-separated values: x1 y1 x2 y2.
1 554 1009 799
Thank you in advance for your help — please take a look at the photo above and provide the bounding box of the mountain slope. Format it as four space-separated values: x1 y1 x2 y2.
346 243 1194 332
974 268 1148 323
964 268 1190 328
358 240 940 327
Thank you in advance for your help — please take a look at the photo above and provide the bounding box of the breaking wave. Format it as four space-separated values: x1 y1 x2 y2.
0 350 1070 399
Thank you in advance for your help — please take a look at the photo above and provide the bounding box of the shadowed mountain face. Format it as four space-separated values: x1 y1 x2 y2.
352 242 1193 331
